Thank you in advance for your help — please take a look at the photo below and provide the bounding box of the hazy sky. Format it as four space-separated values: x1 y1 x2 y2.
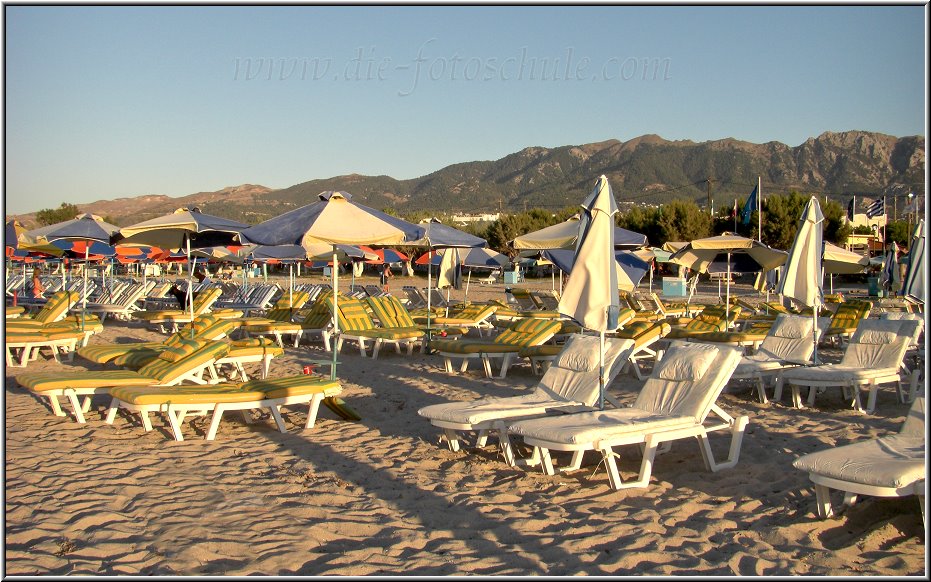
3 4 927 215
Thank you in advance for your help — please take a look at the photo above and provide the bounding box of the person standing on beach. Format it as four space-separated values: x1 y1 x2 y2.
31 268 46 298
381 263 393 292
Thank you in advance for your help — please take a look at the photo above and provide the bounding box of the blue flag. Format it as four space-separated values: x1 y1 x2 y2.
741 186 757 225
866 196 885 219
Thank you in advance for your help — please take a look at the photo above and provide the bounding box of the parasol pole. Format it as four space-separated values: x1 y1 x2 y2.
426 249 433 350
330 246 339 380
187 234 194 338
598 328 606 410
81 243 89 331
725 250 731 323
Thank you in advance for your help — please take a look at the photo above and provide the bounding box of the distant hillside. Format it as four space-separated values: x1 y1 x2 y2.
10 131 924 228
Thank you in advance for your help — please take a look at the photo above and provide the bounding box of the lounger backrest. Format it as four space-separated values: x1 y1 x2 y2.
633 341 743 422
841 319 919 370
510 288 539 310
33 290 79 324
300 290 337 329
265 290 312 321
449 303 497 322
614 320 672 348
192 287 223 314
137 339 230 383
879 312 924 347
616 307 637 328
367 295 417 328
829 300 871 330
535 335 636 405
757 314 831 364
900 397 925 437
328 296 376 332
684 305 737 333
494 318 562 346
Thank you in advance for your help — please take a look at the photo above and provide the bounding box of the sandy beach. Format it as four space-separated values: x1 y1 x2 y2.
4 275 926 576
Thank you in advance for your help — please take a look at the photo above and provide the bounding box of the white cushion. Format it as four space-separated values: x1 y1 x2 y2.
770 315 811 339
654 343 717 381
857 329 898 345
553 337 600 372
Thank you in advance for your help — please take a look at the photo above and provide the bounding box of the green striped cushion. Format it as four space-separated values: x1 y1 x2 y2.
330 297 375 332
494 318 561 346
137 341 229 383
193 287 223 313
111 349 163 369
17 370 156 392
352 328 424 340
158 338 205 362
77 341 166 364
36 291 78 324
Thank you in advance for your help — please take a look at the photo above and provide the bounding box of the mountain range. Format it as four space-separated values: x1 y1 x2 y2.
11 130 925 228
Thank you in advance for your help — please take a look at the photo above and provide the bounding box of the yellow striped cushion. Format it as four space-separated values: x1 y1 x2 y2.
17 371 156 392
137 341 229 383
110 384 266 405
158 338 205 362
330 297 375 332
6 328 84 342
35 291 78 324
246 375 342 399
225 338 284 358
111 349 163 369
323 397 361 421
77 341 166 364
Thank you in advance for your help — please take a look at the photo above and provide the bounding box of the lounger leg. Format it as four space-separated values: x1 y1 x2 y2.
305 394 323 429
441 429 462 452
696 415 749 472
481 355 493 378
371 340 382 360
475 429 489 447
63 389 86 424
165 406 186 441
140 411 154 432
564 451 585 472
47 394 66 417
813 483 835 518
443 357 453 374
755 373 769 404
497 354 514 379
605 438 659 490
842 491 859 509
105 398 120 424
267 405 287 432
772 375 785 403
806 384 818 407
206 406 226 440
496 427 518 466
539 448 556 476
459 358 470 373
864 382 879 414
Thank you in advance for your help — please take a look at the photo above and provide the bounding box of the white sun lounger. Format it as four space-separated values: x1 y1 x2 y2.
418 335 636 465
507 341 747 490
728 314 831 403
793 396 925 523
774 318 922 413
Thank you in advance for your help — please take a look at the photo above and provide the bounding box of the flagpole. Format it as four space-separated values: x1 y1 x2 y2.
757 176 762 242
